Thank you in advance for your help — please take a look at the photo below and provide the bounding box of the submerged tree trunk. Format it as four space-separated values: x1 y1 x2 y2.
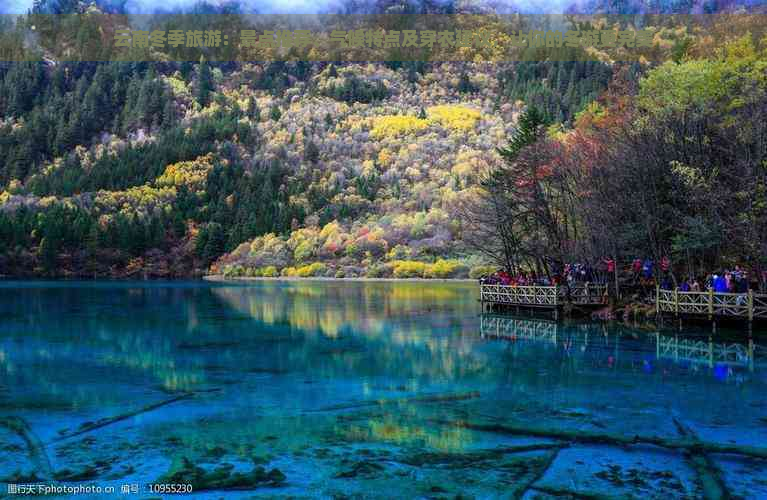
432 419 767 460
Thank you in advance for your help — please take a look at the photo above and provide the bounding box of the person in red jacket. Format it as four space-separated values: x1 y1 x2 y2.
632 258 642 283
601 257 615 284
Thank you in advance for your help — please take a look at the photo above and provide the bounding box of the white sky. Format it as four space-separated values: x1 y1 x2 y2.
3 0 34 14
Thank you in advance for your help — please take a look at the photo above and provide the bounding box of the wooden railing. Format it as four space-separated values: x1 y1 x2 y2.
656 287 767 321
480 317 766 372
480 314 558 343
480 283 609 308
568 283 609 305
480 314 767 371
480 284 559 307
655 333 763 370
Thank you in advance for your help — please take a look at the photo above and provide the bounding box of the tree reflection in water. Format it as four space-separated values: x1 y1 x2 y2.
0 281 765 497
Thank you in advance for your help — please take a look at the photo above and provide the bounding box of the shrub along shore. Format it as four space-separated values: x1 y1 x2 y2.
204 275 475 283
212 259 497 280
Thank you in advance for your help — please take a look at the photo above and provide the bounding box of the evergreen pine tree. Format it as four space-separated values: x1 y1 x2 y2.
565 67 576 107
496 107 548 163
196 56 213 107
458 72 475 93
303 140 320 163
162 98 177 127
53 115 72 155
247 98 260 121
202 222 226 264
38 236 58 272
269 104 281 121
407 63 418 84
9 142 33 180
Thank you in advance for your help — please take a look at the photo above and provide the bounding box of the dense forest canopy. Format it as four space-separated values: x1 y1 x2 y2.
0 0 765 279
462 32 767 286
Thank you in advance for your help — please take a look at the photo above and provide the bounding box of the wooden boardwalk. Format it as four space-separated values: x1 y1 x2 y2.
480 283 608 312
480 314 559 344
481 283 767 324
479 315 766 372
656 287 767 322
655 333 765 371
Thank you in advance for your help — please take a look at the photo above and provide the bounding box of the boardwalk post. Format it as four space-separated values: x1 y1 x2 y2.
655 284 660 317
674 334 678 362
656 332 659 360
748 290 754 323
708 288 714 320
674 288 679 316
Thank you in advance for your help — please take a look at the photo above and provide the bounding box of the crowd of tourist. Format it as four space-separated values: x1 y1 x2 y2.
479 257 617 287
480 257 765 295
480 270 557 286
661 267 752 294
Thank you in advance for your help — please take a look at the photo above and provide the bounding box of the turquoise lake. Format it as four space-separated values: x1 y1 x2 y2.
0 280 766 498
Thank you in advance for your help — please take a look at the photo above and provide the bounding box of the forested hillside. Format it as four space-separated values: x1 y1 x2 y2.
0 2 763 278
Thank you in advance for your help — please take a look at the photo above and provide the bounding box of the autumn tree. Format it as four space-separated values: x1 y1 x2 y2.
461 107 551 273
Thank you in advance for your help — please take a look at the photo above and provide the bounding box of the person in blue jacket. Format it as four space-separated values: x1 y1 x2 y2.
642 259 654 280
713 273 728 293
661 276 673 290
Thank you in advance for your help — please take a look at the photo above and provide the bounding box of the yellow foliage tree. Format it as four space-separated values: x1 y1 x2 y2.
156 154 216 192
371 115 429 139
427 105 482 131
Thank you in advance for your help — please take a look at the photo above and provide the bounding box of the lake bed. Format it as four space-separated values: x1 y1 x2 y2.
0 280 765 498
